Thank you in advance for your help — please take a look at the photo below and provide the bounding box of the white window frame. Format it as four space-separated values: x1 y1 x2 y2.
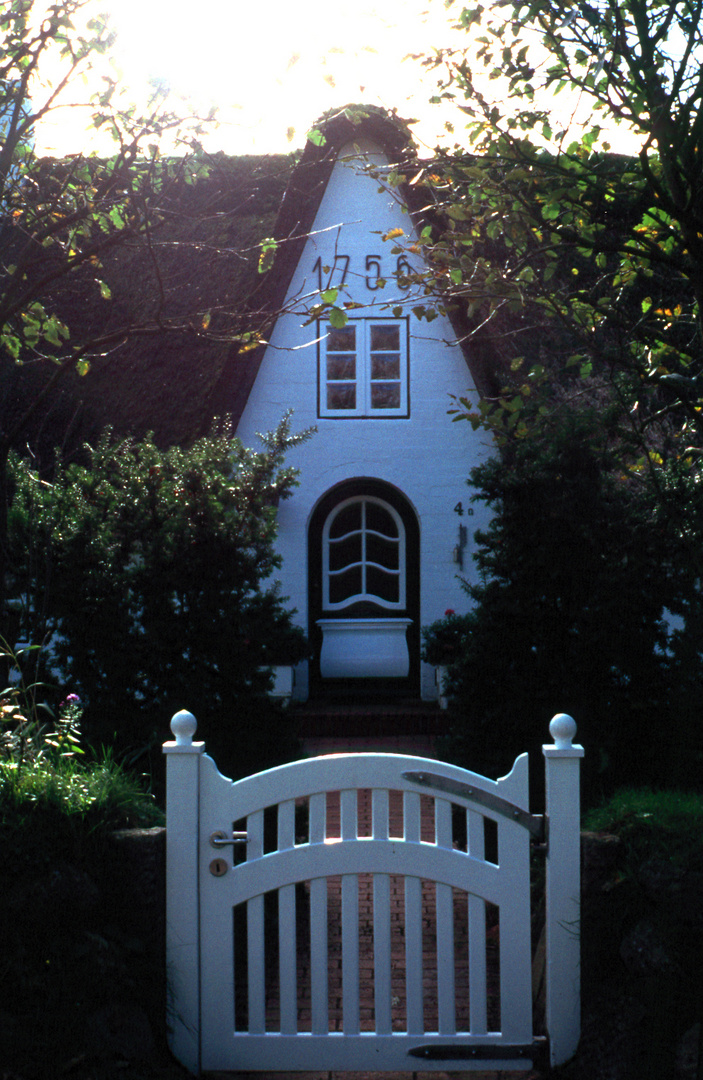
318 318 409 418
322 496 406 611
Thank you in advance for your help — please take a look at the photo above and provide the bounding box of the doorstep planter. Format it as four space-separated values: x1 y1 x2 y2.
317 618 412 678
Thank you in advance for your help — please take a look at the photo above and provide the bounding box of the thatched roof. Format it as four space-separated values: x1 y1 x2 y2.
1 150 299 462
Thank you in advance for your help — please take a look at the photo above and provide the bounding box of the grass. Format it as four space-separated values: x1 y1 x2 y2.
0 744 164 879
583 786 703 868
0 751 163 829
0 664 163 840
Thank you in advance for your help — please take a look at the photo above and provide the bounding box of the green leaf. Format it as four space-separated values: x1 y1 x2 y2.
44 318 63 347
328 307 348 329
307 127 327 147
3 334 21 360
108 206 125 229
258 238 277 274
447 204 472 221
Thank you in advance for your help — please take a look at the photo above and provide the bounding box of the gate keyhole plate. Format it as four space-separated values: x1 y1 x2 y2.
210 857 228 877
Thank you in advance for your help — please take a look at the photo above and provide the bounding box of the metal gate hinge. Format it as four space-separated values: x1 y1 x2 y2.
409 1037 547 1062
402 770 545 842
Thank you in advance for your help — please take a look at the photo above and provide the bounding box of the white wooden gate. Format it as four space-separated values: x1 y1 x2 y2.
164 713 583 1076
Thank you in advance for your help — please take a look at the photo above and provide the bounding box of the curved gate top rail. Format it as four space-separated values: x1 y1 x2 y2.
164 712 583 1077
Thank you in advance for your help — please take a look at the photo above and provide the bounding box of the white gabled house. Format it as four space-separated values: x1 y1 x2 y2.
229 108 498 704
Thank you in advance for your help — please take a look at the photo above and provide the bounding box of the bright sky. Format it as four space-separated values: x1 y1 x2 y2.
33 0 646 161
36 0 468 157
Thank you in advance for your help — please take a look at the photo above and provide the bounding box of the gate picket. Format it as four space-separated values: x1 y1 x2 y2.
247 808 265 1035
372 788 392 1035
277 799 296 1035
468 807 489 1035
164 712 583 1075
435 797 456 1036
404 789 424 1036
309 792 328 1035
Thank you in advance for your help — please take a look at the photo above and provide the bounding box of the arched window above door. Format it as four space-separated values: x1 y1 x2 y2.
322 496 406 611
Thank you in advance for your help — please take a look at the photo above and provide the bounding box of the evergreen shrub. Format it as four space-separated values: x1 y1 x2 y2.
6 416 313 781
433 406 700 799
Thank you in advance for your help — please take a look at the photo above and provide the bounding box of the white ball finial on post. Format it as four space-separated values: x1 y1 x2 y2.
549 712 577 749
170 709 197 746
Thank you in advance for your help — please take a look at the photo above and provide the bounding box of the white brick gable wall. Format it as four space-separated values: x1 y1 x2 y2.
235 137 495 700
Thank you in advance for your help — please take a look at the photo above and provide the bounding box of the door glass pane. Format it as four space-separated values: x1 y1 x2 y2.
329 502 362 539
365 502 398 537
366 564 400 604
329 534 362 572
366 532 399 570
329 566 362 605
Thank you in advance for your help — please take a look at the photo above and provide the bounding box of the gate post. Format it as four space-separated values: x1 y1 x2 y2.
543 713 584 1068
163 710 205 1076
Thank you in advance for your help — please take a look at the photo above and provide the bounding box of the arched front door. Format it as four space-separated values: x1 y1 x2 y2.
308 479 420 697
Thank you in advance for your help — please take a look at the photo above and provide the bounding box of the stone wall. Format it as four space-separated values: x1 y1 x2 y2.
4 824 701 1078
0 825 187 1078
566 832 703 1080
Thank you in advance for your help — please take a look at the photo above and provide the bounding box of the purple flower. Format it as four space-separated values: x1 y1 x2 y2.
66 693 81 704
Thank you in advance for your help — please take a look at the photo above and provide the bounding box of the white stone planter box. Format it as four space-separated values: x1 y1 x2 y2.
317 618 412 678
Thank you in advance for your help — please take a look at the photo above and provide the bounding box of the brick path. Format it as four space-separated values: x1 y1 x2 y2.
219 735 542 1080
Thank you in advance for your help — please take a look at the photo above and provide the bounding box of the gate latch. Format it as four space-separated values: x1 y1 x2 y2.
210 830 248 848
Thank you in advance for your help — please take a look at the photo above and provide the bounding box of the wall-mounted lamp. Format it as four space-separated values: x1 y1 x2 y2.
453 524 468 567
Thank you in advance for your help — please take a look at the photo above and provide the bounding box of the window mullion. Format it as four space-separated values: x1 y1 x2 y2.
360 323 369 415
